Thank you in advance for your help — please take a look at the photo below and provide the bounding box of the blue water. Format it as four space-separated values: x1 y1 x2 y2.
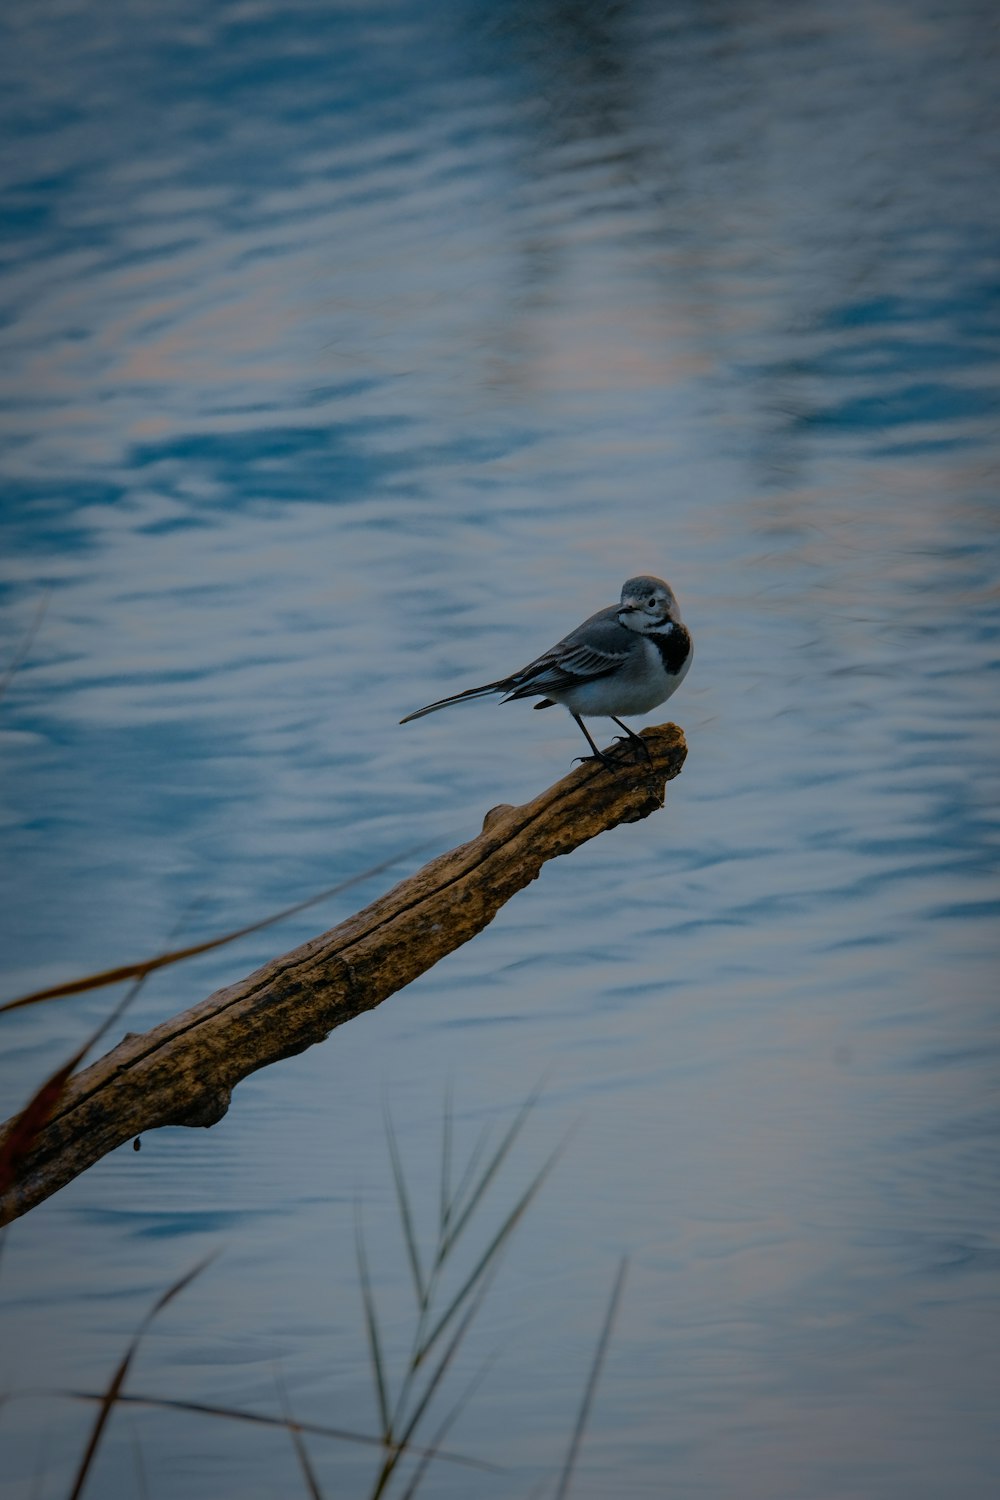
1 1 999 1496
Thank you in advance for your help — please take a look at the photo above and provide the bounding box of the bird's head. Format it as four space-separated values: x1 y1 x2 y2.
617 575 681 631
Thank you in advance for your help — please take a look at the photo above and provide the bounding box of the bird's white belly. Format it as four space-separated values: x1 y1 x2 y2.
550 636 690 718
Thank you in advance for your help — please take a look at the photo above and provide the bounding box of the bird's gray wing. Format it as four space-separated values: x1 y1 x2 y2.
502 607 633 700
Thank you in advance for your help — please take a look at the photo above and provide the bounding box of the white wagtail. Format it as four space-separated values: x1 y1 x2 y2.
401 575 692 768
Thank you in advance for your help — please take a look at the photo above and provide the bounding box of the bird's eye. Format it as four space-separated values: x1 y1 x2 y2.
647 595 657 608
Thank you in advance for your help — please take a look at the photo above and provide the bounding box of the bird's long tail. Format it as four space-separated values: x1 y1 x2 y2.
400 679 509 724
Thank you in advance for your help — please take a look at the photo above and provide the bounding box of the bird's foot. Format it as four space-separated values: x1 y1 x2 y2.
572 751 617 772
611 734 653 766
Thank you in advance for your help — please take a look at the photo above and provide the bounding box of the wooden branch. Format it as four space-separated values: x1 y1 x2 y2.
0 724 686 1225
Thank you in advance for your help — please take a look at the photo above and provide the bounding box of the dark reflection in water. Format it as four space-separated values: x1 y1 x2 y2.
1 1 999 1497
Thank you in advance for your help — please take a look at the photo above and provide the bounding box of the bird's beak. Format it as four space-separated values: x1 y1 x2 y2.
620 598 640 613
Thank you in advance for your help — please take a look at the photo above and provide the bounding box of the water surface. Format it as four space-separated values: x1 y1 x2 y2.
1 2 999 1496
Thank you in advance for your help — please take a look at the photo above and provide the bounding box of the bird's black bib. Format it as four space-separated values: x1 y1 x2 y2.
649 623 691 676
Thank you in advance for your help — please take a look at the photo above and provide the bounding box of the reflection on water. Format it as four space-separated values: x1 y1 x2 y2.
1 0 998 1495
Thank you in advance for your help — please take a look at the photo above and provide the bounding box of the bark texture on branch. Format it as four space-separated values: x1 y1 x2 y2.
0 724 686 1224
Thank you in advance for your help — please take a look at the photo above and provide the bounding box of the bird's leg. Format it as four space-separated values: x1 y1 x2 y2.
571 714 615 771
610 716 653 765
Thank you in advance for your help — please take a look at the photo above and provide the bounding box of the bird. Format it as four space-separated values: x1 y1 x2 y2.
400 575 692 768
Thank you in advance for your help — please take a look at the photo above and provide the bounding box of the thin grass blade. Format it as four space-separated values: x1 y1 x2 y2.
439 1081 454 1239
60 1392 498 1470
444 1121 491 1252
396 1265 496 1456
553 1256 628 1500
275 1369 326 1500
65 1254 215 1500
0 972 151 1197
2 845 430 1012
398 1350 499 1500
355 1212 393 1444
418 1142 561 1367
0 1058 79 1199
441 1082 543 1260
142 1251 218 1329
369 1271 496 1500
0 591 49 705
384 1106 424 1308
